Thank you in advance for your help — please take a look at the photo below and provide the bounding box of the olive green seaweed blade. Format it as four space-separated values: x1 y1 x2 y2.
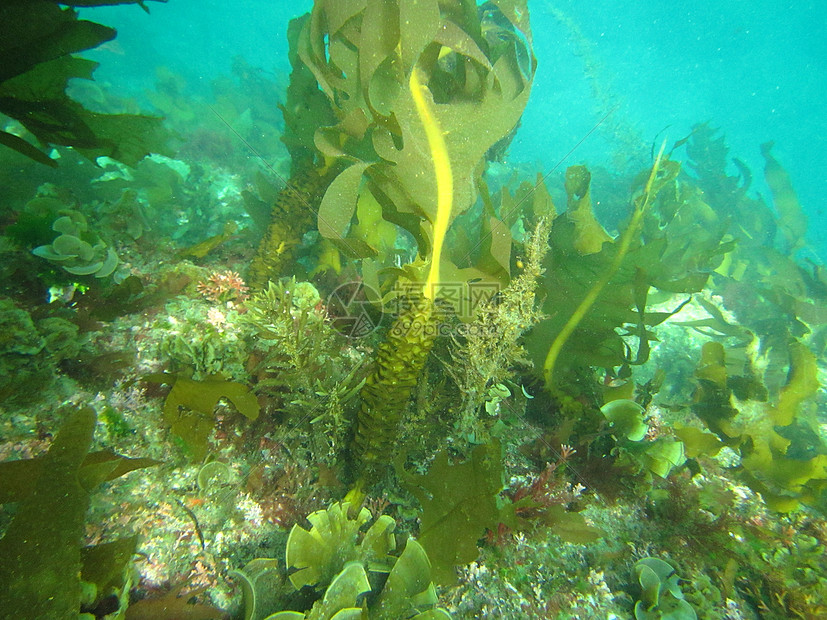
0 407 96 619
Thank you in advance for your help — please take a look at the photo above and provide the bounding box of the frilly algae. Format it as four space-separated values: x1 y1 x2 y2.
233 501 450 620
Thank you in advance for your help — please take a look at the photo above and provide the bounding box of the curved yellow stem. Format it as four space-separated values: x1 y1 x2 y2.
543 140 667 386
409 65 453 300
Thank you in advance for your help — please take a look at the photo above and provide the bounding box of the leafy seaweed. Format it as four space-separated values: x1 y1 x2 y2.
527 157 728 382
0 1 171 166
151 372 260 462
302 0 534 284
397 441 505 585
265 501 450 619
0 406 158 617
690 339 827 512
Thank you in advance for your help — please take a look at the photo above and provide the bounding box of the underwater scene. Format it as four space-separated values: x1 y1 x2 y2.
2 1 827 618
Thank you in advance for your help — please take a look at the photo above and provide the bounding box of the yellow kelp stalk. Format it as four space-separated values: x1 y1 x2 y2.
542 141 668 386
248 167 330 290
351 67 452 484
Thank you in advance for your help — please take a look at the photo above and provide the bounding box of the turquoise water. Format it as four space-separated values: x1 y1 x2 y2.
3 2 827 618
83 0 827 257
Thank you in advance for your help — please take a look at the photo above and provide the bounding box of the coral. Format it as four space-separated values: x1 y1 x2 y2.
197 269 249 305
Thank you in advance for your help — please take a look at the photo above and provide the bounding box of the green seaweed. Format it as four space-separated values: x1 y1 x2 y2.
0 406 158 617
285 502 396 591
0 1 171 166
228 558 282 620
260 502 450 620
600 399 686 480
152 372 260 462
32 210 119 278
633 557 697 620
396 441 505 585
0 297 88 403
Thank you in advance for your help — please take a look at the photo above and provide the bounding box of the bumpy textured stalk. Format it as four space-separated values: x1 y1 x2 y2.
350 67 449 484
351 296 437 482
248 167 328 290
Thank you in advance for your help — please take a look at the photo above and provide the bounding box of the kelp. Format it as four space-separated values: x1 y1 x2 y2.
274 0 537 485
247 166 331 289
761 141 808 254
351 295 438 482
278 14 338 173
125 582 227 620
684 128 827 400
0 406 158 618
690 339 826 512
564 165 612 255
303 0 534 288
684 122 777 249
0 0 170 167
527 153 730 384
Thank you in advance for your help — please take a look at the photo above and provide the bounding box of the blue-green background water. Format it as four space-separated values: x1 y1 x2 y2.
82 0 827 258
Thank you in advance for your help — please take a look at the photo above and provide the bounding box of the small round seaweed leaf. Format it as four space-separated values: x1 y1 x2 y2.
633 557 697 620
228 558 280 620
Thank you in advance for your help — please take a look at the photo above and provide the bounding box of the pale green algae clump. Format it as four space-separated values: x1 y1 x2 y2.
0 298 81 399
